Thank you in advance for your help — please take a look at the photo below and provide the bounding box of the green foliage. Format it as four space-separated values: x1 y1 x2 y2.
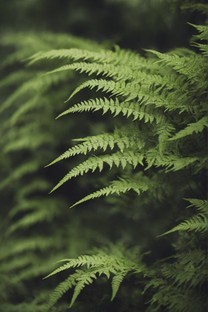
27 18 207 310
31 22 207 206
145 199 208 312
0 32 103 311
1 2 208 312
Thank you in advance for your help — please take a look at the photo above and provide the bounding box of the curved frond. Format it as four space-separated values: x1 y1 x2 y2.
70 173 149 208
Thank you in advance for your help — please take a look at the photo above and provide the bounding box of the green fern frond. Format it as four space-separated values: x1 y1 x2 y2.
146 148 200 172
47 61 179 93
47 128 144 166
111 271 127 301
67 79 131 101
170 116 208 141
186 198 208 213
58 97 164 123
29 48 117 65
163 214 208 235
161 199 208 236
70 173 149 208
47 62 133 81
192 24 208 56
191 24 208 41
66 78 179 109
147 49 204 80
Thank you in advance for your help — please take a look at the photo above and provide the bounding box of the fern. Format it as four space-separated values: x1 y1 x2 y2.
31 24 207 207
169 116 208 141
0 31 107 311
45 245 144 309
161 199 208 235
1 4 208 311
57 97 164 124
50 150 144 193
70 173 149 208
47 127 144 166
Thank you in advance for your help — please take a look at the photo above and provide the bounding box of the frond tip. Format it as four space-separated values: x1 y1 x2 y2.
160 198 208 236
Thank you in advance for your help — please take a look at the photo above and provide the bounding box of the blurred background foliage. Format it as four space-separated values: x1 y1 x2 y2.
0 0 207 50
0 0 207 311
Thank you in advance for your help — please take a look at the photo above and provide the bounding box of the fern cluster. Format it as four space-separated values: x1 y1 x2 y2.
27 13 208 311
0 32 103 311
31 24 207 206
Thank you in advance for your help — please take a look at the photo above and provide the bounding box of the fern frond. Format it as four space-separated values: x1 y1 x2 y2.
161 199 208 236
191 24 208 41
58 97 164 123
47 128 144 166
70 173 149 208
169 116 208 141
146 148 200 172
111 271 127 301
29 48 117 65
66 78 178 108
67 79 131 101
47 61 179 93
50 150 144 192
186 198 208 213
